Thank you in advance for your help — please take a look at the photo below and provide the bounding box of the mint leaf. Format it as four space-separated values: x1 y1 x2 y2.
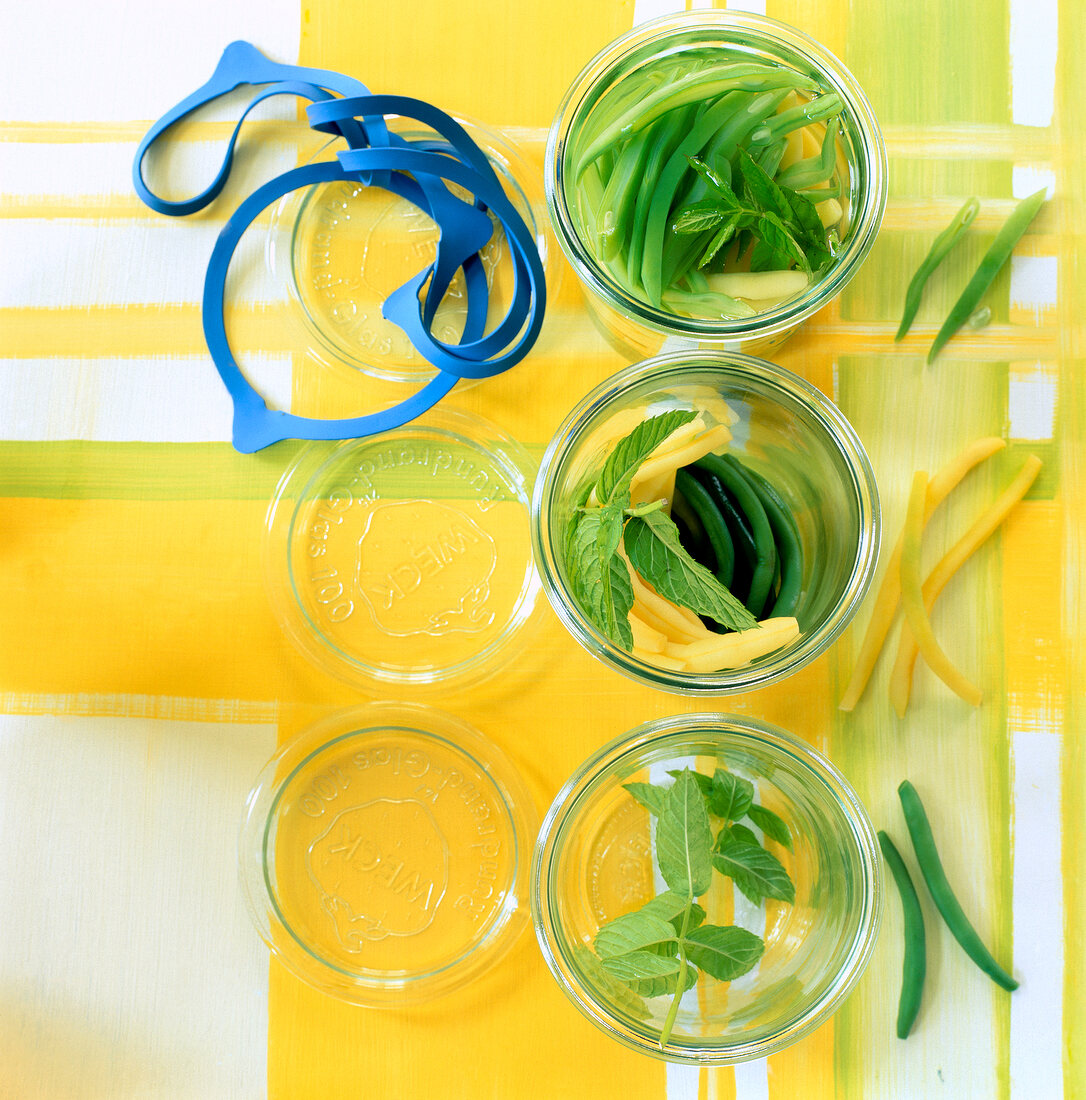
638 890 691 923
718 822 760 848
568 510 634 648
575 946 649 1019
594 910 678 959
697 217 739 269
626 963 699 999
747 803 793 850
709 769 754 820
787 187 830 257
736 148 793 223
624 510 757 632
685 155 735 201
597 409 697 505
684 924 765 981
599 950 681 982
637 889 707 936
668 769 713 799
757 211 809 273
712 839 796 905
680 903 707 934
656 769 714 898
623 781 669 817
673 203 727 235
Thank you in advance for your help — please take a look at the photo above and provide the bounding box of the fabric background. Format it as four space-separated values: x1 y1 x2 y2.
0 0 1080 1097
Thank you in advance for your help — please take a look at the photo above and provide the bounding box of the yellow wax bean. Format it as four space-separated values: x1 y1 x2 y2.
889 454 1042 715
839 436 1006 711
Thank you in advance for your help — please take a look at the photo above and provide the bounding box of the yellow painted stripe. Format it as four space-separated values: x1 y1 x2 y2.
2 305 1055 367
768 1020 835 1100
297 4 633 131
1000 501 1063 704
0 120 297 143
0 497 358 705
708 1064 737 1100
0 691 278 724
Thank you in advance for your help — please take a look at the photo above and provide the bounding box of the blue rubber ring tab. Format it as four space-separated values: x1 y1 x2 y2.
133 41 546 452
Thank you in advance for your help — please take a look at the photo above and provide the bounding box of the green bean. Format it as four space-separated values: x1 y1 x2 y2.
638 93 770 304
756 138 788 179
625 105 704 289
776 118 840 191
670 485 714 575
894 197 979 341
676 468 736 588
898 781 1019 992
694 454 776 616
749 92 843 146
597 127 660 261
878 830 927 1039
689 465 755 603
576 157 608 244
661 289 755 320
796 184 841 203
660 88 792 288
727 457 803 618
576 62 817 171
927 188 1047 363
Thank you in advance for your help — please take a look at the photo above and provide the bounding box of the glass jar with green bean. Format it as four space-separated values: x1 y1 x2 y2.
531 350 881 696
546 11 886 359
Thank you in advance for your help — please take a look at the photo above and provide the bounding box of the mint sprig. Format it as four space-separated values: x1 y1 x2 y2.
567 411 757 648
601 767 795 1047
673 149 833 274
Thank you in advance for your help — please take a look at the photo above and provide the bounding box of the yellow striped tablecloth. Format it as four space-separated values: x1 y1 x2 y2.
1 0 1081 1097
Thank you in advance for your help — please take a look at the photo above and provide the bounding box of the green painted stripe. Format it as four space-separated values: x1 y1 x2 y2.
0 439 548 501
830 351 1013 1097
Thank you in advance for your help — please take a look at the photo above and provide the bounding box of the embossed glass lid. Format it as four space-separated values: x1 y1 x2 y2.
264 407 540 691
265 117 553 388
239 703 537 1005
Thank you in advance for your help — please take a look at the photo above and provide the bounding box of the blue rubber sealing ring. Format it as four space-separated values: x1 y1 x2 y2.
134 41 546 452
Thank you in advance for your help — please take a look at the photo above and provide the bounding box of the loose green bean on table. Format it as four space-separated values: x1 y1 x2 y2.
895 196 979 341
927 188 1047 363
898 781 1018 991
878 830 927 1039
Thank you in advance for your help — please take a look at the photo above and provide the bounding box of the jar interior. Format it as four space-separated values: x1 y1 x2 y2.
543 730 874 1053
557 21 874 330
541 365 867 666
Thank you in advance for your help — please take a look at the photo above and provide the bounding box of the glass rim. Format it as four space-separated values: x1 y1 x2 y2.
266 113 555 386
529 350 881 695
530 711 883 1064
264 404 542 693
544 8 888 339
239 701 538 1006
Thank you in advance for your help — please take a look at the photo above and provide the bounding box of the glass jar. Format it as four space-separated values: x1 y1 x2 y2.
240 703 537 1005
530 350 880 695
531 712 881 1064
545 10 887 359
268 115 554 387
264 406 542 694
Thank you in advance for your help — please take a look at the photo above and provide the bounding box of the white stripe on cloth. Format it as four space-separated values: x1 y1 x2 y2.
0 0 300 122
1009 0 1058 128
0 711 276 1099
0 355 292 441
1009 728 1064 1100
0 220 287 309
